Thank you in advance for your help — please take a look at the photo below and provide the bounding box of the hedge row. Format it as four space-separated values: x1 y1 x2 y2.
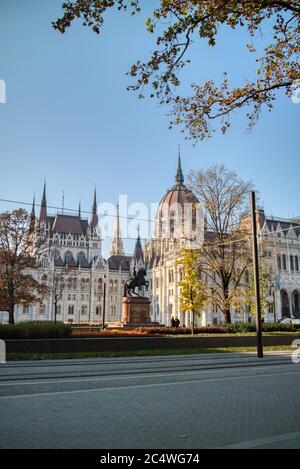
0 321 72 339
1 321 299 340
137 322 300 335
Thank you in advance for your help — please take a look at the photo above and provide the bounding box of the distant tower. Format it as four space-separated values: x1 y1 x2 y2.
175 145 184 186
39 181 47 223
29 195 36 232
90 189 98 231
110 204 124 256
131 227 145 272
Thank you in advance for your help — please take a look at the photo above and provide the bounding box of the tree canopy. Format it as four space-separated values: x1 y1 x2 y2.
178 248 208 332
0 209 47 324
53 1 300 140
186 164 253 323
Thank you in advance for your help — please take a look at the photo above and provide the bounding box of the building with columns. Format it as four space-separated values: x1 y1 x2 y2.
144 156 300 326
1 156 299 325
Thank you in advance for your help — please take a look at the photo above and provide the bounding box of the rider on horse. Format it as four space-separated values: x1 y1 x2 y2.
124 266 149 297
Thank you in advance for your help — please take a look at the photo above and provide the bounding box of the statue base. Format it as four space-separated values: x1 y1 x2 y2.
121 297 159 328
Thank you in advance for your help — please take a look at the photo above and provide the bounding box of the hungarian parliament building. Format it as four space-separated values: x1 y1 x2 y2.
3 157 300 326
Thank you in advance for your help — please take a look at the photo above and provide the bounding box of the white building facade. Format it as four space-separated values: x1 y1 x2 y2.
145 158 300 326
1 159 300 325
1 185 133 324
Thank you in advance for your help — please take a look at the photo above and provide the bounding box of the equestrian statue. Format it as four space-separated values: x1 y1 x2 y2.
123 267 149 298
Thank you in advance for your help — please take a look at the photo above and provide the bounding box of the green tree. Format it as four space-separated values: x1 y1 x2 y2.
178 248 208 334
241 266 273 318
53 1 300 140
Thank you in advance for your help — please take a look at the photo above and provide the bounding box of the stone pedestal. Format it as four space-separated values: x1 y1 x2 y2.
121 297 159 328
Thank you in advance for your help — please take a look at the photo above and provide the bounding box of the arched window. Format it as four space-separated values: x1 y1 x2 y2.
277 255 281 270
97 278 103 291
281 290 290 318
109 279 113 292
114 279 118 292
290 255 294 271
282 254 287 270
170 210 175 235
51 249 60 260
78 251 87 266
293 290 300 318
68 305 74 315
295 256 299 272
65 251 73 264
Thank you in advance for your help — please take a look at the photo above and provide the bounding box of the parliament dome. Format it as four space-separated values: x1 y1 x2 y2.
155 154 200 239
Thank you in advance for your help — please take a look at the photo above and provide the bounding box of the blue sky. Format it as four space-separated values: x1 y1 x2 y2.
0 0 299 256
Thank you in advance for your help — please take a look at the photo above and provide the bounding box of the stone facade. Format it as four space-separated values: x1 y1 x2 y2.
144 157 300 327
1 159 299 325
0 185 132 324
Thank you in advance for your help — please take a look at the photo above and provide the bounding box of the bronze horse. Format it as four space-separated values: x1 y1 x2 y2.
124 267 149 297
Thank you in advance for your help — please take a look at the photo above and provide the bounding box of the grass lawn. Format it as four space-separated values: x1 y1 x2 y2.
5 345 294 361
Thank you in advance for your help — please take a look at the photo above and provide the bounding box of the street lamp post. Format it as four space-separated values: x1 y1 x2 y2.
102 274 107 330
250 191 264 358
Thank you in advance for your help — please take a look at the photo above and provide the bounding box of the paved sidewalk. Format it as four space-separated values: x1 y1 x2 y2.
0 352 299 448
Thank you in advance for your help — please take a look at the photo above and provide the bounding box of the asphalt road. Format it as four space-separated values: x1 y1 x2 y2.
0 351 300 449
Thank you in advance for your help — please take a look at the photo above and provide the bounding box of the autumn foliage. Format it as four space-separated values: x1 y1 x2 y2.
53 1 300 140
0 209 47 324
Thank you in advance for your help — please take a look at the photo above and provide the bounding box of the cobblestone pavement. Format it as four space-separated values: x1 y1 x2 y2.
0 352 299 449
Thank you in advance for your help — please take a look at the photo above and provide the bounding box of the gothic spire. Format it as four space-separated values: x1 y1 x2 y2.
110 204 124 256
78 200 81 219
31 195 36 218
175 146 184 185
39 181 47 222
29 195 36 232
133 227 144 263
90 188 98 230
92 188 97 214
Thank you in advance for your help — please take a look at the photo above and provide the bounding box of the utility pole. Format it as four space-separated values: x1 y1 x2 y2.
250 191 264 358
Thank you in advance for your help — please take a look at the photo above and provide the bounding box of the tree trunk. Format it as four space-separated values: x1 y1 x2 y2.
224 309 231 324
8 302 15 324
191 309 195 335
223 286 231 324
54 301 57 324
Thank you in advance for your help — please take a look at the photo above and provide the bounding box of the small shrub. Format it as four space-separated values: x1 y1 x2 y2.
227 323 256 334
262 322 299 332
136 326 230 335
